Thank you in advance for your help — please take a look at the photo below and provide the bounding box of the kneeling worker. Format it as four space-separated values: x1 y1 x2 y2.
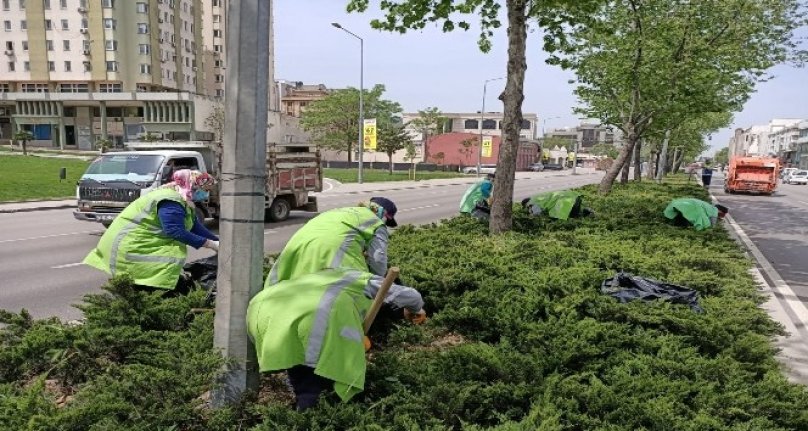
521 190 591 220
664 198 728 231
459 173 494 219
247 268 426 410
83 169 219 291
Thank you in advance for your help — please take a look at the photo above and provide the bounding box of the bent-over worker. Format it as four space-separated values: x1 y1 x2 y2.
521 190 591 220
83 169 219 291
247 268 426 410
459 173 494 217
266 197 398 285
663 198 728 231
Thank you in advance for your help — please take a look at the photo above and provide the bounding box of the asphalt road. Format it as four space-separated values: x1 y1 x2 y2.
0 171 602 321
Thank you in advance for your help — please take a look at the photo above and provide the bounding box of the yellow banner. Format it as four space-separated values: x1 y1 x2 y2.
363 119 377 151
568 151 575 161
481 136 493 158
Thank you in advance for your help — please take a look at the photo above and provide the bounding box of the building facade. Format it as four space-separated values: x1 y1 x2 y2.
543 121 620 153
0 0 220 149
279 82 330 118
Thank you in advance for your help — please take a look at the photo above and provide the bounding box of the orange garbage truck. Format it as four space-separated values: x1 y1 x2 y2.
724 156 780 195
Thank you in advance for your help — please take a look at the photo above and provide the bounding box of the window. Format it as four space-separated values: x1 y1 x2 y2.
98 83 122 92
59 83 89 93
103 18 115 29
20 20 26 30
138 44 150 54
79 0 86 6
23 61 29 71
213 15 220 23
47 61 55 71
139 63 150 74
18 0 23 9
106 61 118 72
82 40 90 51
3 20 10 31
7 62 14 72
137 23 148 34
215 74 223 83
214 60 222 68
43 0 49 9
63 61 70 72
21 41 27 50
1 0 8 10
212 0 219 6
22 83 49 92
44 19 52 30
61 19 68 30
215 89 224 98
80 18 87 29
63 40 69 51
136 2 147 13
45 40 53 51
464 119 479 129
82 61 90 72
213 29 221 38
59 0 66 8
520 120 531 130
213 44 221 52
136 84 148 92
102 0 112 7
105 40 117 51
482 119 497 130
4 41 10 51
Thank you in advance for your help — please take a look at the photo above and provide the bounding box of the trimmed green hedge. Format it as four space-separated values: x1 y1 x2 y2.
1 181 806 430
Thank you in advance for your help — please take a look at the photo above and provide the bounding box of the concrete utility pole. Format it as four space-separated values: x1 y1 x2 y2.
212 0 271 406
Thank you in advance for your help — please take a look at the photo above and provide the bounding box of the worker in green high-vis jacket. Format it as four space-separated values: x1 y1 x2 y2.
663 198 729 231
521 190 592 220
459 173 494 218
247 268 426 410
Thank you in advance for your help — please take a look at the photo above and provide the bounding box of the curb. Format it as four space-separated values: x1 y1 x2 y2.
0 203 75 214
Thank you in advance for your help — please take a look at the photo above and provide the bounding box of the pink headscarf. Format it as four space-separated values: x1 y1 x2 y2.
165 169 215 203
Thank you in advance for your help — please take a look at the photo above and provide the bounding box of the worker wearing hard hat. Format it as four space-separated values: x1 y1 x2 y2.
664 198 728 230
266 197 399 286
247 268 426 410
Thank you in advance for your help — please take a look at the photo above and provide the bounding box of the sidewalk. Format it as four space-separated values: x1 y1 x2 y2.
316 168 601 196
0 199 75 214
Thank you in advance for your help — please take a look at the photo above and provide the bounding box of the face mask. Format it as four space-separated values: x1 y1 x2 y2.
192 189 210 202
376 207 385 219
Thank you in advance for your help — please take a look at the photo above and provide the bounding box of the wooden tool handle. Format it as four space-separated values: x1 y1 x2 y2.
363 267 400 334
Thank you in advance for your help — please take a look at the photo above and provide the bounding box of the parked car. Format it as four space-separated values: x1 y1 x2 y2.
787 170 808 185
528 163 544 172
781 167 797 180
462 164 497 175
543 163 564 170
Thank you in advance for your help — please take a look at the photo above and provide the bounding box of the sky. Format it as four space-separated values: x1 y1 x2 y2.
273 1 808 156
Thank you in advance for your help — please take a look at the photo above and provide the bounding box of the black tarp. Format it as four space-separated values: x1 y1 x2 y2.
601 272 704 313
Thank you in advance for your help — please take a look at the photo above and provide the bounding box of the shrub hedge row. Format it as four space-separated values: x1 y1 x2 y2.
1 181 806 430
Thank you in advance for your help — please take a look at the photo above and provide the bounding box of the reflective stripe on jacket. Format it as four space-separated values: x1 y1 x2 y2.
459 180 487 213
83 187 194 289
266 207 384 286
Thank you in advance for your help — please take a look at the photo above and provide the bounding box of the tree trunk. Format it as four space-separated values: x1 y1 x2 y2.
598 125 637 194
388 153 394 174
22 140 28 156
655 129 672 182
620 154 631 183
489 0 527 234
633 139 643 181
346 144 352 163
672 149 684 173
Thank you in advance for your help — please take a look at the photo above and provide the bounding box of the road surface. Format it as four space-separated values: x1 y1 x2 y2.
0 171 602 320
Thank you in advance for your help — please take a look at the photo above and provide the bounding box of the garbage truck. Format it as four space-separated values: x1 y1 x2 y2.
724 156 779 195
73 141 321 227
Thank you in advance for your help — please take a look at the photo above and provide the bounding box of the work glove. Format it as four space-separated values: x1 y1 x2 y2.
404 308 427 325
204 240 219 251
363 336 372 352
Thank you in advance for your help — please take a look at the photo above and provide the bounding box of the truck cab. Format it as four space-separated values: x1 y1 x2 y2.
74 149 209 226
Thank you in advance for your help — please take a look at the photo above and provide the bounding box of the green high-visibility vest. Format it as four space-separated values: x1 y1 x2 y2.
663 198 718 231
83 187 194 289
459 180 485 213
266 207 383 286
248 269 373 401
527 191 581 220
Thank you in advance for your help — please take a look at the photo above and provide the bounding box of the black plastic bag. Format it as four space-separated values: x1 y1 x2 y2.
601 272 704 313
176 255 218 305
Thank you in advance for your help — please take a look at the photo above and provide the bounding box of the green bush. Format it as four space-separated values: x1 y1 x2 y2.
1 181 806 430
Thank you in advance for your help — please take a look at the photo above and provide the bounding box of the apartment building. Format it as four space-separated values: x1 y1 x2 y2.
0 0 220 149
279 82 330 118
543 121 620 153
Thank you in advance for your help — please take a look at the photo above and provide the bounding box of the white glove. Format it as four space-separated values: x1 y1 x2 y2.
205 240 219 251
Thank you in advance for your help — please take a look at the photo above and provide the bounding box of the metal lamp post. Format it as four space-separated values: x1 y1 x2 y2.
477 77 504 178
332 22 364 184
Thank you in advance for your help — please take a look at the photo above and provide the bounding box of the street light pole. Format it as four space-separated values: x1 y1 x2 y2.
478 77 504 178
332 23 364 184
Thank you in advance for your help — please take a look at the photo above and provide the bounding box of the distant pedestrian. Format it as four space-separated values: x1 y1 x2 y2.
701 164 714 188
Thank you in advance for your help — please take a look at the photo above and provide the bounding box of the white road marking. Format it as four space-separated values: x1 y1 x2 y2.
399 204 440 213
0 230 102 244
51 262 85 269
